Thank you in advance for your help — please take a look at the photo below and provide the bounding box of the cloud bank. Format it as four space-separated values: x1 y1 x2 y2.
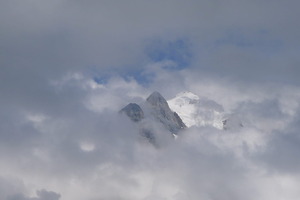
1 68 300 199
1 0 300 199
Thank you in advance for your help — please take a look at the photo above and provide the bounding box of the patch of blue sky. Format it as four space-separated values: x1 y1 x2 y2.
144 38 192 70
91 38 193 86
93 76 109 85
87 66 111 85
90 67 153 87
121 69 155 86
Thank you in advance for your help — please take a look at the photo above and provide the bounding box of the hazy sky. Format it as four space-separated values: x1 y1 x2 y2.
1 1 300 199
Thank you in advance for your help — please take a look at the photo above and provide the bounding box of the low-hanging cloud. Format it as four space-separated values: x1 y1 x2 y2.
0 67 300 199
8 189 61 200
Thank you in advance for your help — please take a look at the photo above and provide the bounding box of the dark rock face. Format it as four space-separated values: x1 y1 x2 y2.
146 91 186 134
146 91 169 108
174 112 186 129
119 103 144 122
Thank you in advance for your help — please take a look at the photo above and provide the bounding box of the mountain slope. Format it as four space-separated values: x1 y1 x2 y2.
119 103 144 122
146 91 186 133
120 92 186 144
120 91 243 141
168 91 224 129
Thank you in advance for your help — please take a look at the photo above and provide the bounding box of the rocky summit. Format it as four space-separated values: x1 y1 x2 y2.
146 91 186 133
120 92 186 144
119 103 144 122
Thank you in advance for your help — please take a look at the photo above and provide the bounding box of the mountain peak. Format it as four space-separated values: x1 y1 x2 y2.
120 103 144 122
146 91 168 107
176 91 200 100
168 91 224 129
146 91 186 133
120 92 186 145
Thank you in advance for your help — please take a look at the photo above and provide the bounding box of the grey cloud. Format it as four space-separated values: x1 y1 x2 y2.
8 189 60 200
0 73 300 199
254 108 300 174
0 177 26 200
1 0 300 85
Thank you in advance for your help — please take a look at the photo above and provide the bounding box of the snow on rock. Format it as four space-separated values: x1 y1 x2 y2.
168 91 225 129
120 91 244 142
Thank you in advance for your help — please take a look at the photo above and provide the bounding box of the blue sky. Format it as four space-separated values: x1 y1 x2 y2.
145 38 192 69
92 38 192 86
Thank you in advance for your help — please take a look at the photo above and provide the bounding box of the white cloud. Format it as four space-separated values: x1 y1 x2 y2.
0 70 299 199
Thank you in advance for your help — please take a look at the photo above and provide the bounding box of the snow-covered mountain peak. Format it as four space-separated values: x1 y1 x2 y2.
120 91 244 145
171 91 200 107
175 91 200 100
168 91 224 129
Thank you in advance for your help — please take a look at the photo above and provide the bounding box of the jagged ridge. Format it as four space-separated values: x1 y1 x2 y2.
146 91 186 133
119 103 144 122
120 92 186 144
